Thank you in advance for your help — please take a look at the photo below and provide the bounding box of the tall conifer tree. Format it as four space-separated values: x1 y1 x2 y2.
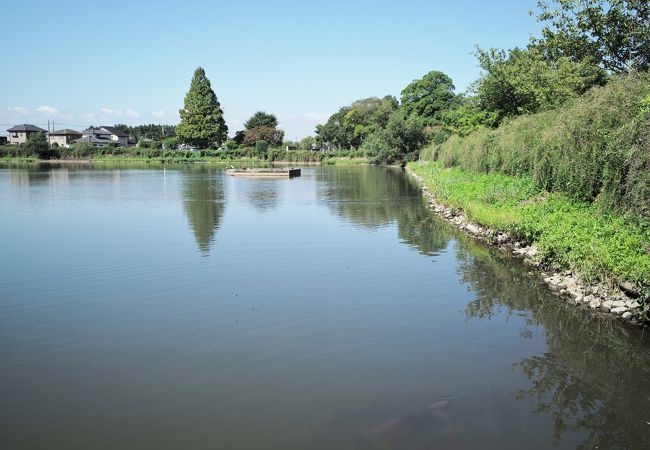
177 67 228 148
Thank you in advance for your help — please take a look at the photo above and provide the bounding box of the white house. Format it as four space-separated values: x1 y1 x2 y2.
49 129 82 147
72 126 130 147
6 124 47 145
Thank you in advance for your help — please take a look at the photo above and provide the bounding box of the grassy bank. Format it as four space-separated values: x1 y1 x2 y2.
420 72 650 222
409 161 650 294
0 147 368 165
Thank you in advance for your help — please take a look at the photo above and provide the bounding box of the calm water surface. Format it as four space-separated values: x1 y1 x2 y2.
1 163 650 449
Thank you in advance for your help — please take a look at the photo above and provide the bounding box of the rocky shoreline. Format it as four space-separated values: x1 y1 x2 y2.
406 167 646 327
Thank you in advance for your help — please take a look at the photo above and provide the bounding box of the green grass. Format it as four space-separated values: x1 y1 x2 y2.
409 161 650 290
420 72 650 222
0 145 369 165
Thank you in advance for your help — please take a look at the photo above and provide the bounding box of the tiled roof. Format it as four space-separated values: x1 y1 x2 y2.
100 126 129 137
50 128 81 136
6 124 47 133
71 136 113 144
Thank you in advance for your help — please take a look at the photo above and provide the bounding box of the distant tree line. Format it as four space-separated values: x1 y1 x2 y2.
113 124 177 142
314 0 650 165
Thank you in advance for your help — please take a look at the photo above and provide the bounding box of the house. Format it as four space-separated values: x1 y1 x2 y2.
72 126 129 147
99 126 129 146
49 129 82 148
6 124 47 145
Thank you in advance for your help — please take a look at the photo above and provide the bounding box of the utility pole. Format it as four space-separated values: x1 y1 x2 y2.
47 120 51 145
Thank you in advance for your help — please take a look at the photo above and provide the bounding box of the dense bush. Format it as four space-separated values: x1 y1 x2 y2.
255 140 269 156
20 132 51 158
163 136 180 150
423 72 650 221
474 47 606 124
362 110 427 165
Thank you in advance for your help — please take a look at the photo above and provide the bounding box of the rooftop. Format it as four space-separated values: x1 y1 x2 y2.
50 128 81 136
6 124 47 133
71 136 113 144
100 126 129 137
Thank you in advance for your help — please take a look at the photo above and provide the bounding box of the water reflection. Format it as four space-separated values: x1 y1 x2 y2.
317 166 451 256
182 167 225 254
455 237 650 448
3 162 650 449
243 181 280 212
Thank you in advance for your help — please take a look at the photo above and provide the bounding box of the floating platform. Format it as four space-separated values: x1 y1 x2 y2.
226 168 301 178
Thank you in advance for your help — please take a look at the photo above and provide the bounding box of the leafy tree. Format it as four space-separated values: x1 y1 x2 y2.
316 106 352 149
475 46 605 122
534 0 650 72
177 67 228 148
163 136 179 149
114 124 176 141
233 130 246 145
244 111 278 130
345 96 399 147
316 96 399 149
243 111 283 146
255 140 269 156
22 132 50 158
299 136 316 150
243 126 284 146
362 110 427 165
400 71 458 125
441 97 497 136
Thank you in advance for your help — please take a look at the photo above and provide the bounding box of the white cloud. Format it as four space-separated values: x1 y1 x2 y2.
151 109 165 118
99 107 141 118
36 105 59 115
7 106 30 115
99 107 119 116
125 109 141 118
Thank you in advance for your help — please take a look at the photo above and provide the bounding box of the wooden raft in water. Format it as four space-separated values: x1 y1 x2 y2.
226 168 301 178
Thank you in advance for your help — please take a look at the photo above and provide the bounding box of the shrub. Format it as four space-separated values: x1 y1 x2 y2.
255 140 269 156
20 132 50 158
424 72 650 221
163 136 180 150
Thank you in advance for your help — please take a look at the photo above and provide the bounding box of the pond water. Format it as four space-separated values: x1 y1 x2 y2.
1 163 649 449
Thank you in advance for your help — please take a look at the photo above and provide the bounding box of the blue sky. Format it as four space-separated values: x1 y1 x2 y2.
1 0 542 139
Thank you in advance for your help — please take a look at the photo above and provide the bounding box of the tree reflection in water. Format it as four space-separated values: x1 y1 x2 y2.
455 237 650 449
317 165 451 256
182 167 225 255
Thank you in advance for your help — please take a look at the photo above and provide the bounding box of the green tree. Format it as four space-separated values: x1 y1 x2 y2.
441 97 497 136
362 110 426 165
316 106 352 149
534 0 650 72
244 111 278 130
115 124 176 141
299 136 316 150
255 140 269 156
163 136 179 149
177 67 228 148
243 126 284 146
400 70 458 125
233 130 246 145
344 96 399 147
243 111 283 146
22 132 50 158
316 96 399 149
475 46 605 122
